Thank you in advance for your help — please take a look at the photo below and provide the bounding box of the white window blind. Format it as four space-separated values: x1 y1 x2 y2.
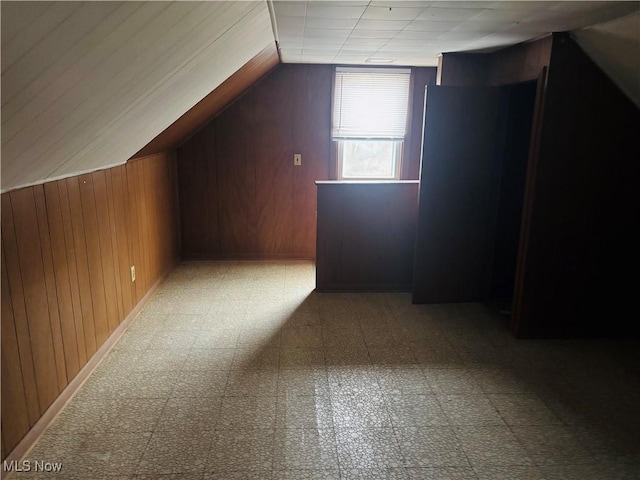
332 67 411 140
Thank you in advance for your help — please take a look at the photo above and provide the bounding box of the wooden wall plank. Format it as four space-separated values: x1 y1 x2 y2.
91 171 120 335
125 161 142 304
66 177 97 358
33 185 68 391
177 123 218 256
104 169 125 322
9 187 60 411
43 182 81 380
1 195 41 425
109 166 134 317
1 243 31 453
254 67 293 255
290 65 332 257
135 161 151 294
215 100 257 255
78 174 109 346
178 64 335 259
57 180 88 366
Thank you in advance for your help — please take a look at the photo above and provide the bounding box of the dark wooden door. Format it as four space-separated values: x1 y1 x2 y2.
413 86 502 304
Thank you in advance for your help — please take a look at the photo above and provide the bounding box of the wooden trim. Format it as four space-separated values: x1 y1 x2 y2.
510 67 548 337
316 284 413 293
1 260 177 473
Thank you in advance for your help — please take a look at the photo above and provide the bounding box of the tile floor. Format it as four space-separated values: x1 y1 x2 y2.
11 261 640 479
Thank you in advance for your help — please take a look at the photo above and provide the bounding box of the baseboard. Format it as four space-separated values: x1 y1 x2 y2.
181 254 316 261
1 260 178 479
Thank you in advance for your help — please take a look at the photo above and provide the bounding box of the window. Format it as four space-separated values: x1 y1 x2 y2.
332 67 411 180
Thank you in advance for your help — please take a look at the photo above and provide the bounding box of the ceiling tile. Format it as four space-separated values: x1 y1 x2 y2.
452 21 514 32
305 17 359 29
355 19 412 30
305 4 367 19
278 24 305 37
273 1 307 18
404 20 461 31
416 7 484 22
370 1 432 8
430 1 496 8
362 6 426 21
305 28 352 39
349 29 397 39
276 15 306 28
471 9 533 22
342 37 390 47
394 30 443 40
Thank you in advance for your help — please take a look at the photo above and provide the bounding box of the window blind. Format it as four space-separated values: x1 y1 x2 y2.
332 67 411 140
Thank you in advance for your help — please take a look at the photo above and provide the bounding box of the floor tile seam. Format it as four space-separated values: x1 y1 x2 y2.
484 392 564 428
448 423 529 470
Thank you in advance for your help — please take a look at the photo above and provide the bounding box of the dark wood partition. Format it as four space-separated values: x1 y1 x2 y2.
413 86 502 303
316 181 419 291
511 34 640 338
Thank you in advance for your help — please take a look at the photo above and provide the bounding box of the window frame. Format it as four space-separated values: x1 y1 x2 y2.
331 66 412 181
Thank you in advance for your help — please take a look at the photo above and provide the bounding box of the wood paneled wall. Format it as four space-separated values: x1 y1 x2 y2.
511 34 640 338
438 36 552 87
178 64 333 259
177 64 436 260
1 152 180 456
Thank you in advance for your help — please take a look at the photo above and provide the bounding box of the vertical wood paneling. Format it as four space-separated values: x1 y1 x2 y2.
1 244 31 453
57 180 88 367
178 64 334 259
1 152 179 458
33 186 68 391
66 177 98 358
104 169 124 322
9 187 60 411
1 195 41 426
43 182 81 380
290 66 332 257
215 100 257 254
109 166 134 317
254 68 293 255
91 171 119 335
125 161 142 304
78 174 109 347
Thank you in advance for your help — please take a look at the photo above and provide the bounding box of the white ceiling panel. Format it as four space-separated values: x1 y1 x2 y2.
275 0 639 66
1 1 275 191
363 6 425 20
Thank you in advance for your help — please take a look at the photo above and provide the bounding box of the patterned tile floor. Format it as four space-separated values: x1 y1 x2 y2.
11 261 640 479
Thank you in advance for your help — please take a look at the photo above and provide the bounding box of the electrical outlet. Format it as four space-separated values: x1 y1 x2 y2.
131 265 136 282
294 153 302 166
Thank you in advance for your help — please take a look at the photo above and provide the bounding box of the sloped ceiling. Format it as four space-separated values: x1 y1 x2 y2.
573 11 640 108
2 1 638 193
1 1 275 192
